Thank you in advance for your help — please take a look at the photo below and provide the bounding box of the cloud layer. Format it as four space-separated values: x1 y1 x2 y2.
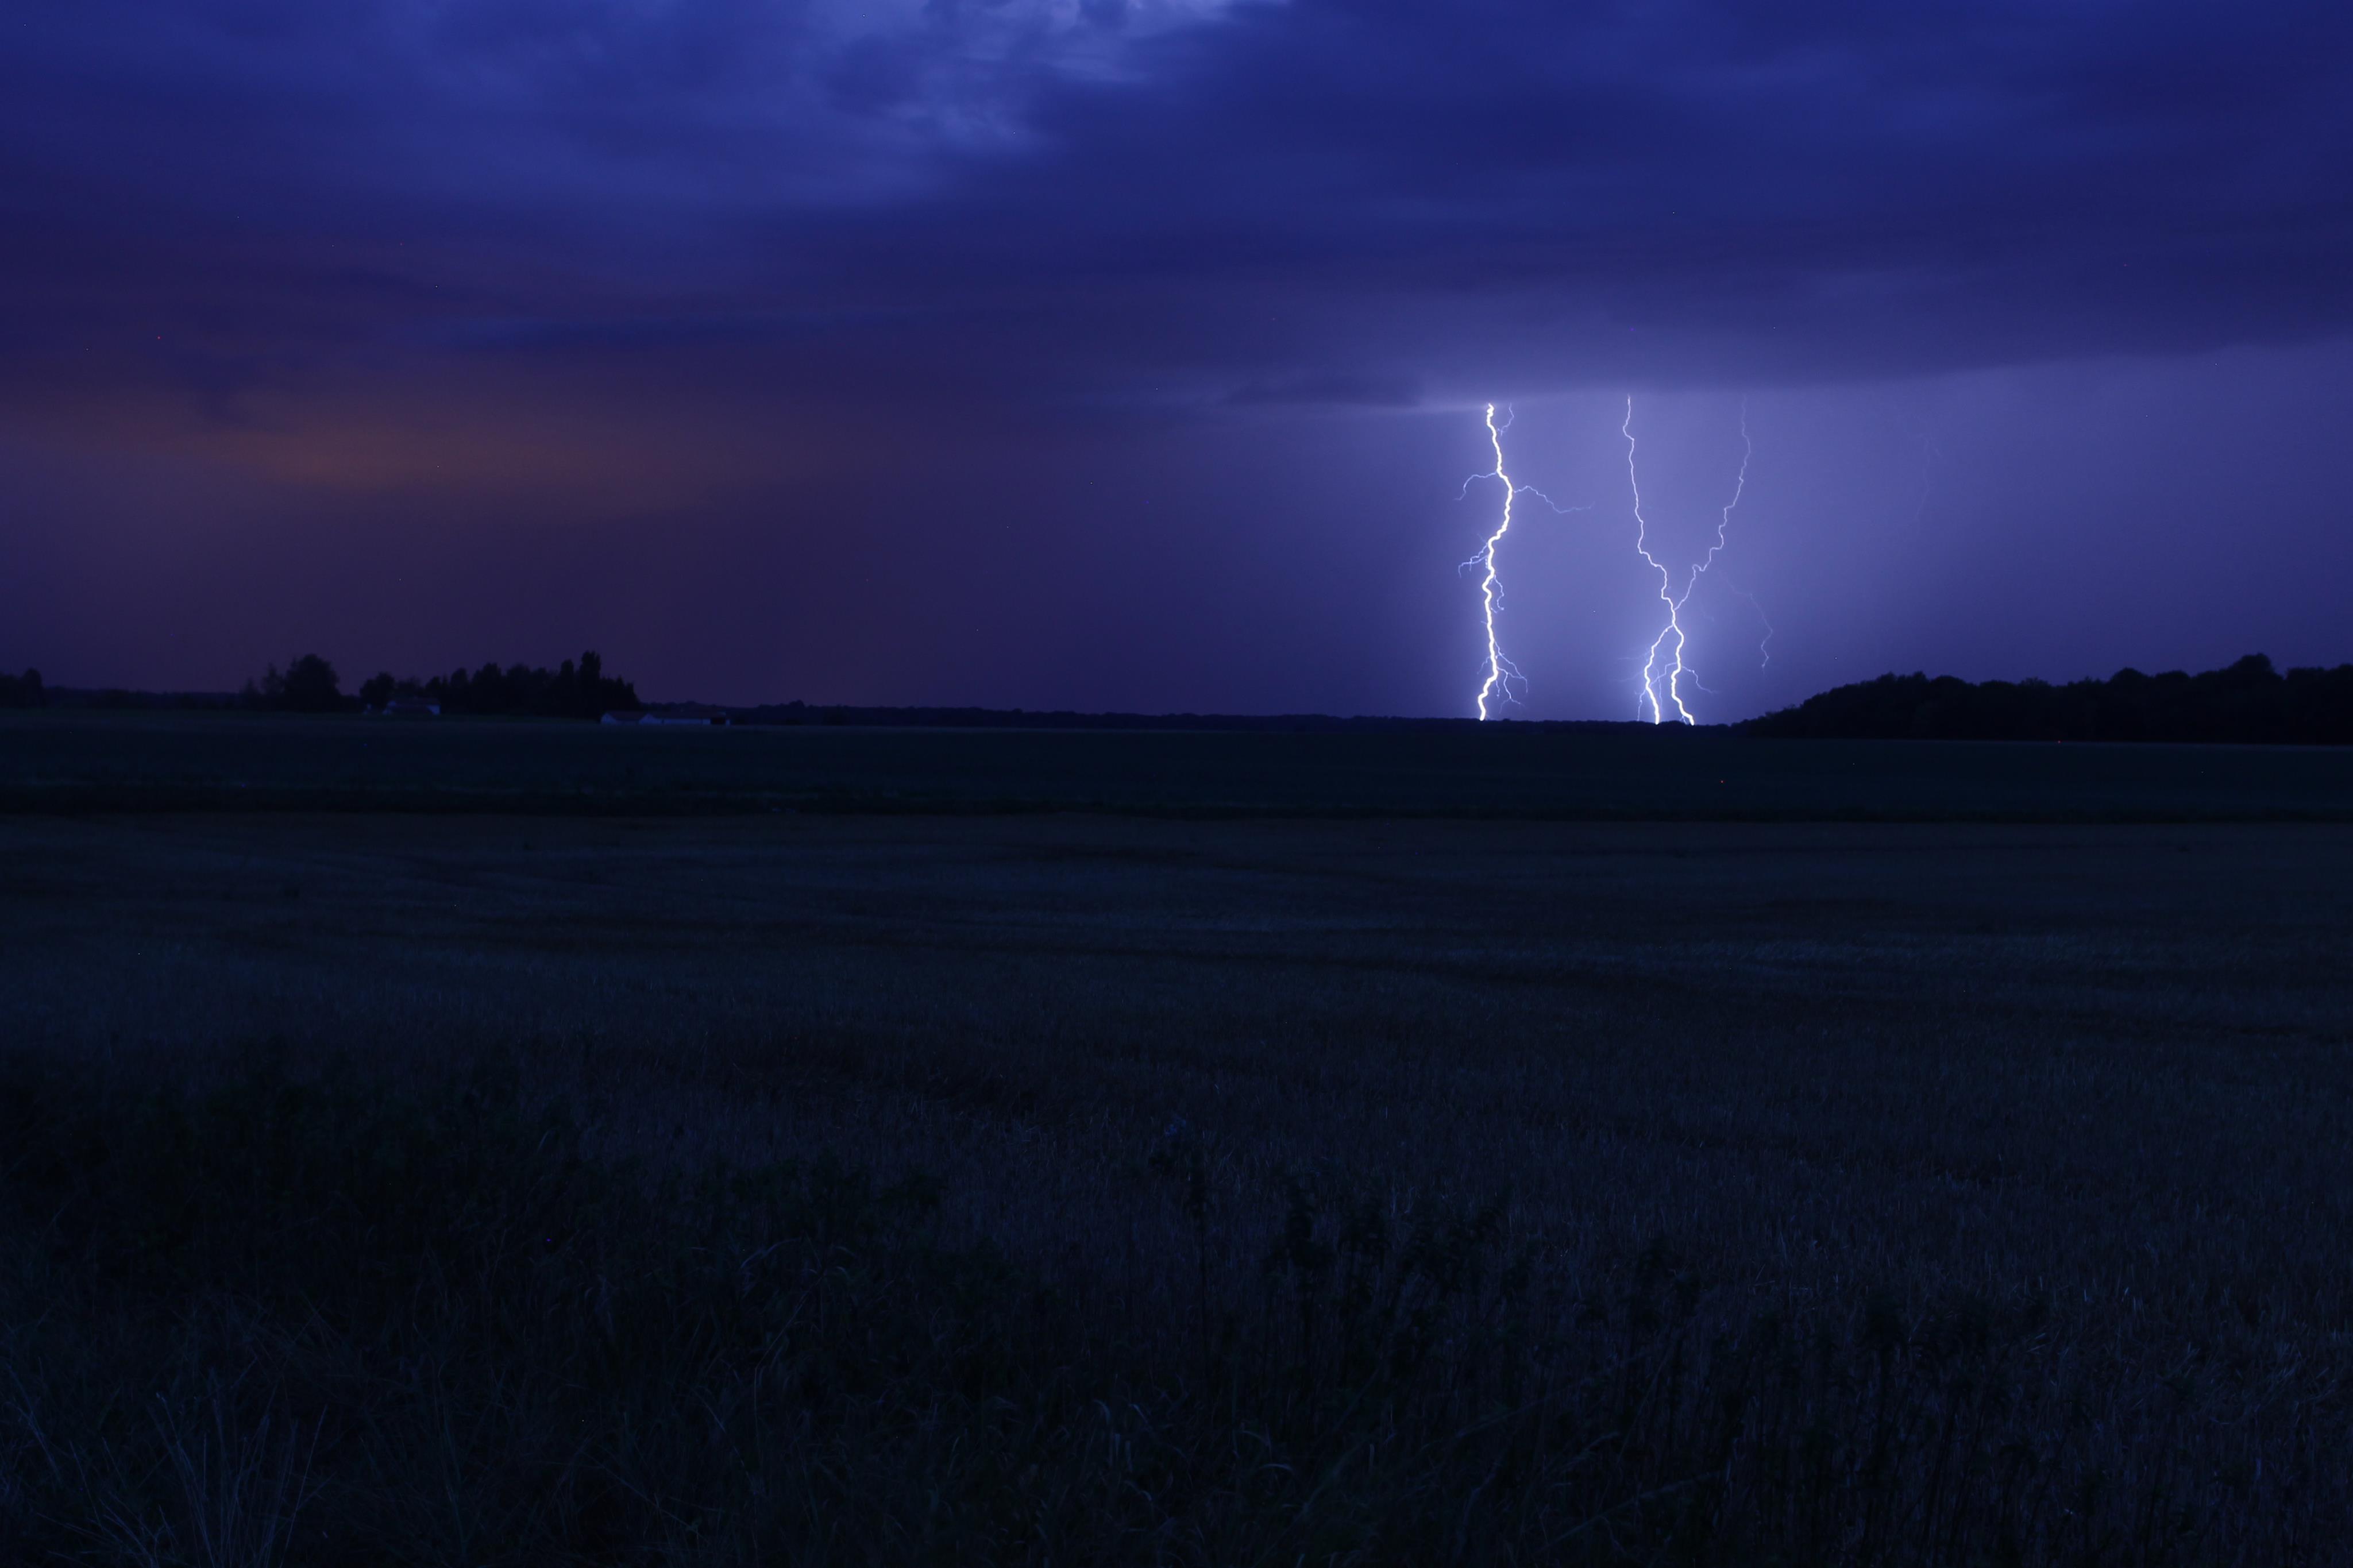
13 2 2353 412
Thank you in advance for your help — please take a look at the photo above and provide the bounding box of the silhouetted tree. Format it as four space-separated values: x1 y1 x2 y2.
359 672 397 709
1749 654 2353 745
0 669 42 708
418 651 640 717
283 654 348 712
241 655 354 713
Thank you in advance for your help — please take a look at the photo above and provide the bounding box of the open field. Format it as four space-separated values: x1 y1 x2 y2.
5 709 2352 818
3 720 2352 1562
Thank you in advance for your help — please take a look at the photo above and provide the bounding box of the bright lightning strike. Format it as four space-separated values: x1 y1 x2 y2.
1461 404 1587 720
1625 396 1753 724
1467 403 1523 720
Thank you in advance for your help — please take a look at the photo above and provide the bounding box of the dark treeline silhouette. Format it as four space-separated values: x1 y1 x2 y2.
0 669 41 709
360 651 640 718
245 654 352 713
1750 654 2353 744
229 651 642 717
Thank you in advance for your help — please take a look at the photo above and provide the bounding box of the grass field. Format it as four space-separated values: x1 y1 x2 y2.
6 709 2352 818
2 716 2350 1563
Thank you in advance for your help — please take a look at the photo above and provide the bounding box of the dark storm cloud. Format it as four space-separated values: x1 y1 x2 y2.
915 0 2353 394
6 0 2351 439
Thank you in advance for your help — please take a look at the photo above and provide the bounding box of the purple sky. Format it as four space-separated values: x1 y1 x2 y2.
4 0 2351 718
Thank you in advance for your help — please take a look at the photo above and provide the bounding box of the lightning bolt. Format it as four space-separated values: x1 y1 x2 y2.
1625 396 1753 724
1467 403 1523 720
1462 403 1587 720
1729 584 1775 669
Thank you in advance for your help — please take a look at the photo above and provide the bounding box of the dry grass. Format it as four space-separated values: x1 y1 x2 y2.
3 809 2350 1563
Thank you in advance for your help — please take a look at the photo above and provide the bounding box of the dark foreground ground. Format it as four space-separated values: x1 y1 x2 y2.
2 718 2350 1563
6 708 2352 818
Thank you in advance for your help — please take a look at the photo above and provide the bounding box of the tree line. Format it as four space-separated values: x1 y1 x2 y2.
0 669 41 708
241 651 641 718
1748 654 2353 744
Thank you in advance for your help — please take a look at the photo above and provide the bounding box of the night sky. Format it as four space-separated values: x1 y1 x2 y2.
5 1 2351 719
